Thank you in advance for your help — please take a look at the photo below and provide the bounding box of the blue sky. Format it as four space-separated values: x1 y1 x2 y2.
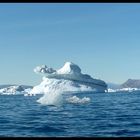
0 3 140 86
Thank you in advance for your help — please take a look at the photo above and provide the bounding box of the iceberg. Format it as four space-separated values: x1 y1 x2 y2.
30 62 107 95
106 79 140 93
30 62 107 105
0 85 32 95
106 87 140 93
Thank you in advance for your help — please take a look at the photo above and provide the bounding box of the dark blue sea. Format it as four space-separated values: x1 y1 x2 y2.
0 91 140 137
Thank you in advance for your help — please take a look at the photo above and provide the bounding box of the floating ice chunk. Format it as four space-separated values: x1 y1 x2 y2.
37 91 63 106
66 96 90 104
24 93 36 96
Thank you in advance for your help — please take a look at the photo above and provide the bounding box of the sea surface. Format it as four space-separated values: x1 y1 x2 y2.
0 91 140 137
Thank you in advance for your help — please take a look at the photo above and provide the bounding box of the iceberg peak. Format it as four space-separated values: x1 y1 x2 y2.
57 61 81 74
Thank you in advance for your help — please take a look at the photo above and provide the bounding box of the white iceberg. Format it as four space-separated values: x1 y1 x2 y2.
30 62 107 95
30 62 107 105
0 86 24 95
106 87 140 93
0 85 32 95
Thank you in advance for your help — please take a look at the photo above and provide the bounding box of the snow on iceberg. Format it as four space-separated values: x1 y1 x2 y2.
57 62 81 74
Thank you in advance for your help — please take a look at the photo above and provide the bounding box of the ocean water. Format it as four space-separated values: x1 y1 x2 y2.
0 92 140 137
